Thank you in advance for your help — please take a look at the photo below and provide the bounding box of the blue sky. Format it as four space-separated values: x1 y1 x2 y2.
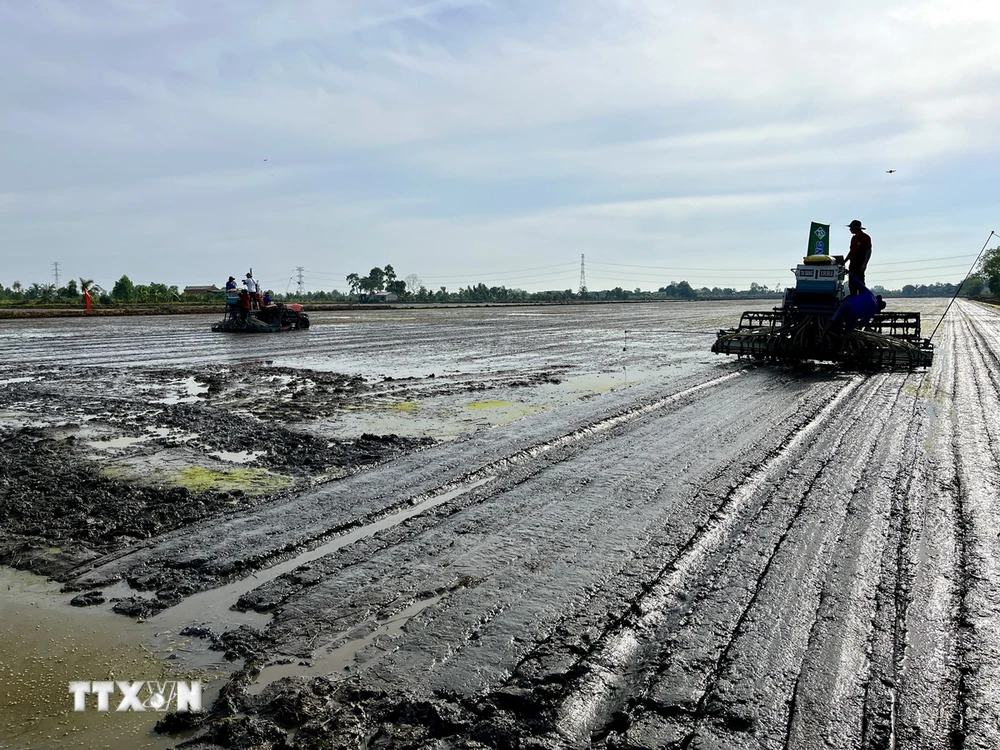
1 0 998 294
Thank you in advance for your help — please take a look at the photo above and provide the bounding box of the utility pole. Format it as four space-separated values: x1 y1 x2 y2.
296 267 305 296
52 262 61 289
578 254 587 295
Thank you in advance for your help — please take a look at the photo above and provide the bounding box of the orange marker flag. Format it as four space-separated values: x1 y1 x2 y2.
83 287 92 312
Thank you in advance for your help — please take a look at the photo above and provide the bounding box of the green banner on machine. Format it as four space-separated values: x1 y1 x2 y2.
807 222 831 256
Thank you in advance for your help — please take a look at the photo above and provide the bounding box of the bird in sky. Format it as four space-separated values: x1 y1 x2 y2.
886 169 896 173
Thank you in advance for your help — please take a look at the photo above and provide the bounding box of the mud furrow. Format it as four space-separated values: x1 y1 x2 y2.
263 370 842 669
600 373 923 750
241 371 877 748
681 376 911 748
68 369 750 589
947 304 1000 748
550 379 871 744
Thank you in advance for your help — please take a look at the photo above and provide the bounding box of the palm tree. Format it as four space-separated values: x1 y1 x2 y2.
12 281 21 293
79 277 94 292
346 273 361 299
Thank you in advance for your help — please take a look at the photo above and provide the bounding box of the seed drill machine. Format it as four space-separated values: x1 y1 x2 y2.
711 223 933 368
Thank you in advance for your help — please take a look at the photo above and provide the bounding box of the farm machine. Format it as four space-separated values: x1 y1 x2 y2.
712 225 933 369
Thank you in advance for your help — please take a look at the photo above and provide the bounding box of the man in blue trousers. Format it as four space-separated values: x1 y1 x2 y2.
820 273 886 354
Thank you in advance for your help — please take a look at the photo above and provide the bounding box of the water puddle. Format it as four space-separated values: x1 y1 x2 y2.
155 377 209 405
85 426 198 452
0 376 40 386
0 567 217 750
86 435 151 450
208 450 264 464
150 477 495 635
247 595 444 695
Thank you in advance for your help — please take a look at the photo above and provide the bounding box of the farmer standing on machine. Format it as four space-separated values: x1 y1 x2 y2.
845 219 872 296
243 272 260 309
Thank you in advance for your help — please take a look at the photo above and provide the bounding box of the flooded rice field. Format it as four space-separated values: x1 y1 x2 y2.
6 298 1000 749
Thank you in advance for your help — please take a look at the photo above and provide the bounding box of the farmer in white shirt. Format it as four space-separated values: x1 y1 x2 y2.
243 273 261 309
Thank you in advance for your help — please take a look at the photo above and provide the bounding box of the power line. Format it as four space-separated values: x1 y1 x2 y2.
878 253 978 266
420 262 578 280
590 261 789 272
415 271 577 285
870 262 978 274
870 272 979 283
303 271 353 279
929 231 996 341
589 253 978 273
307 262 579 282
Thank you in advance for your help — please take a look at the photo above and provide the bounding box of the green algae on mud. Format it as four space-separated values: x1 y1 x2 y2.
465 399 546 426
170 466 293 494
99 462 293 496
386 400 420 413
466 400 516 409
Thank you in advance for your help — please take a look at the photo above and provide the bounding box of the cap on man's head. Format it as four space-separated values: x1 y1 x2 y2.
847 219 865 230
246 273 252 277
228 276 235 280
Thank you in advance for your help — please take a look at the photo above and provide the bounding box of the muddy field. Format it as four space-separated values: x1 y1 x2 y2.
5 298 1000 749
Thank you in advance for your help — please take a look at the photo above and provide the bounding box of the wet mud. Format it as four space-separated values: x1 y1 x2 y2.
12 300 1000 750
0 367 433 583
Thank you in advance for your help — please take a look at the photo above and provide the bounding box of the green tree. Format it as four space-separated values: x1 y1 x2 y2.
960 274 985 298
58 279 78 298
356 267 386 299
675 280 696 299
366 267 386 292
111 275 136 303
979 246 1000 295
346 273 361 299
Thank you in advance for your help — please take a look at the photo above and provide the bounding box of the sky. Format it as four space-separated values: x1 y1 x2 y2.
1 0 998 294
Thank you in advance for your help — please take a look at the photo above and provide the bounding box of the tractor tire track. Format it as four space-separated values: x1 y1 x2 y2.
945 302 1000 749
66 369 756 592
225 302 977 750
252 368 849 659
598 373 913 749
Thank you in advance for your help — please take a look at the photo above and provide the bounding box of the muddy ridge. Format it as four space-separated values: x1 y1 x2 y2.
0 366 434 582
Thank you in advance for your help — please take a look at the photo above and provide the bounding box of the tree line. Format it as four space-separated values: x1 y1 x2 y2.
4 251 999 306
0 275 181 305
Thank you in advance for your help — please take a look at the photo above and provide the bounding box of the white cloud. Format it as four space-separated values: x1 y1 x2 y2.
0 0 998 289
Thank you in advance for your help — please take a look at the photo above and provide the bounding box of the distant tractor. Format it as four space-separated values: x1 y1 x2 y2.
212 292 310 333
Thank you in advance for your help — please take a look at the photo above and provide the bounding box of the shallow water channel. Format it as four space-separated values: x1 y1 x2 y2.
0 567 227 750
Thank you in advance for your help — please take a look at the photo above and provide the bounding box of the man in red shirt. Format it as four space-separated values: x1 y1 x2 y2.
845 219 872 296
237 289 251 324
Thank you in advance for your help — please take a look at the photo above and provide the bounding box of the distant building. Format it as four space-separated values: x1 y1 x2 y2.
370 291 399 302
183 285 222 296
